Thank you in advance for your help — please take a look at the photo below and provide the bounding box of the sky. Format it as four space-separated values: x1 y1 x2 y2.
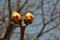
0 0 60 40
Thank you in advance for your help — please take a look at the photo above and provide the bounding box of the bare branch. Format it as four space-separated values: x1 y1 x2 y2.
3 0 14 40
20 27 25 40
3 22 14 40
50 0 59 20
16 0 21 12
34 1 41 12
18 0 29 13
34 21 60 40
42 22 60 35
7 0 12 18
36 14 60 38
40 0 45 33
36 0 46 38
36 0 59 38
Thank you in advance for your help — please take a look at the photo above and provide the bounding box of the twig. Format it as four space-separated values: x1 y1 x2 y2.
34 21 60 40
7 0 12 18
34 1 41 12
36 0 45 38
36 0 59 38
50 0 59 20
16 0 21 12
41 23 60 36
36 14 60 38
4 22 14 40
20 24 27 40
3 0 13 40
18 0 28 13
20 27 25 40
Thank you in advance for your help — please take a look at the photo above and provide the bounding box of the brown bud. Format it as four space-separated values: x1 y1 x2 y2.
11 11 22 24
24 12 34 24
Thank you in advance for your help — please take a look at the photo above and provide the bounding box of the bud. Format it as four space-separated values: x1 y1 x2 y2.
24 12 34 24
11 11 22 24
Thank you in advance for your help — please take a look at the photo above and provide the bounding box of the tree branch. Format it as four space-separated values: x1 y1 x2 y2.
7 0 12 19
20 27 25 40
42 22 60 36
34 18 60 40
3 0 14 40
36 14 60 38
16 0 21 12
50 0 59 20
18 0 28 13
36 0 46 38
36 0 59 38
3 22 14 40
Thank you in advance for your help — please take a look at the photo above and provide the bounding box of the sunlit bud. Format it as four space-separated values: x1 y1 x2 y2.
11 11 22 24
24 12 34 24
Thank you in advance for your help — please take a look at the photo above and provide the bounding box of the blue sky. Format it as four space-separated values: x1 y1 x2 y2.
0 0 60 40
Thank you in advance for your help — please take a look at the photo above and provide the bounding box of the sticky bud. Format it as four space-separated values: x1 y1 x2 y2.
11 11 22 24
24 12 34 24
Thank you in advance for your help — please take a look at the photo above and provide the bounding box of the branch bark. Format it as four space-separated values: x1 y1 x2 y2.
20 27 25 40
7 0 12 19
3 22 14 40
3 0 13 40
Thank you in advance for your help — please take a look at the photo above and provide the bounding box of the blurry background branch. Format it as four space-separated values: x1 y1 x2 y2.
17 0 28 13
43 22 60 34
35 0 59 39
36 0 45 38
16 0 21 12
35 13 60 40
50 0 59 20
3 0 13 40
